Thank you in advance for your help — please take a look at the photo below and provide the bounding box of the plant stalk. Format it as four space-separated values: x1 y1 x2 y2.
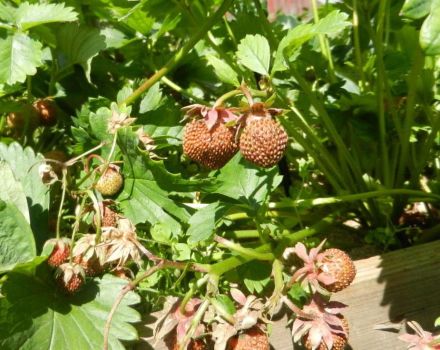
121 0 235 106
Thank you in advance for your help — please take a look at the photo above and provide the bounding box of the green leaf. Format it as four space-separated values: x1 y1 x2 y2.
239 261 271 294
214 154 283 211
187 202 226 244
89 106 112 142
272 10 350 73
139 83 163 113
56 24 106 82
211 294 236 317
0 161 29 223
117 129 191 234
236 34 271 75
0 260 140 350
150 222 173 243
101 27 131 49
172 243 191 261
140 101 184 146
0 143 50 249
0 3 15 23
0 33 43 85
15 2 78 30
206 55 240 86
435 316 440 327
117 86 133 105
401 0 432 19
420 0 440 55
0 200 36 273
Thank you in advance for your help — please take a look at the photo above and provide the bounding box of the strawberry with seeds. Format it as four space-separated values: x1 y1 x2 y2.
182 104 239 169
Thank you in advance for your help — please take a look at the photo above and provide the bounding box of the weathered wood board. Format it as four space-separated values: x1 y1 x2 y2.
140 240 440 349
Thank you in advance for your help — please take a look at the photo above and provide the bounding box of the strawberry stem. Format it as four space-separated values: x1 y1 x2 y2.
55 168 68 239
69 195 88 262
213 89 241 108
120 0 235 107
214 235 274 260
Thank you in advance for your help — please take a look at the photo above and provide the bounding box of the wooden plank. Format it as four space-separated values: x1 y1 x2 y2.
139 240 440 349
336 240 440 350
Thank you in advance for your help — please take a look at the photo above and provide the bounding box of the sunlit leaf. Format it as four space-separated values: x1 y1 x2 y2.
420 1 440 55
401 0 432 19
0 143 49 249
187 202 227 244
56 24 106 82
15 2 78 30
206 55 240 86
0 200 36 273
237 34 271 75
0 33 43 85
0 259 140 350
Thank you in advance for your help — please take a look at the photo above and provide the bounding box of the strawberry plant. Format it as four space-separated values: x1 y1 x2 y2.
1 0 440 349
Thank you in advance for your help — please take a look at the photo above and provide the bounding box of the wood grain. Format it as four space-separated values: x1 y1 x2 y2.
139 240 440 350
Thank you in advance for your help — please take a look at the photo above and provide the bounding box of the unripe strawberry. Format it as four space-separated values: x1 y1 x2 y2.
183 119 238 169
95 165 123 196
34 99 57 126
319 249 356 293
44 238 71 268
55 262 86 294
227 326 270 350
239 117 288 168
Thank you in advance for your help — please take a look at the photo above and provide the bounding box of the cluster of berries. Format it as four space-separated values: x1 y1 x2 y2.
152 240 356 350
182 101 288 170
44 204 142 294
283 241 356 350
155 290 270 350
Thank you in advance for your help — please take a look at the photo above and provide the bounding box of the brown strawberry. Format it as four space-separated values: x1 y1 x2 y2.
94 201 119 228
34 99 57 126
7 105 39 133
183 119 238 169
285 241 356 293
318 249 356 293
73 255 103 277
45 238 71 268
95 164 123 196
55 262 86 294
239 117 288 168
227 326 269 350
